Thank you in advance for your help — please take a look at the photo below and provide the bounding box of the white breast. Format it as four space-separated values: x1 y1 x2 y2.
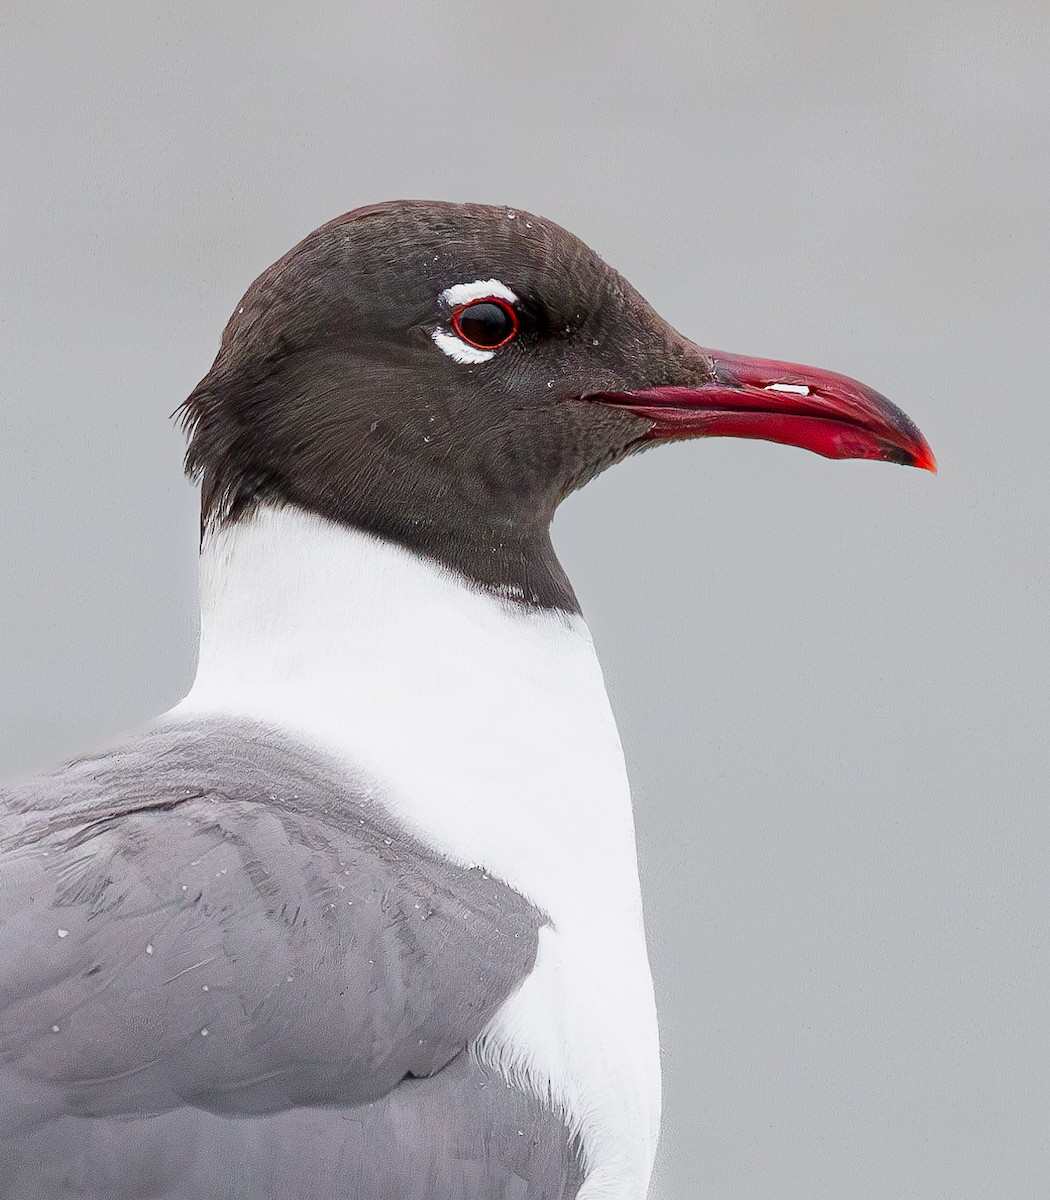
175 506 661 1198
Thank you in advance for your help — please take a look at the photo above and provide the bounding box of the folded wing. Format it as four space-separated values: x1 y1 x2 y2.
0 719 544 1130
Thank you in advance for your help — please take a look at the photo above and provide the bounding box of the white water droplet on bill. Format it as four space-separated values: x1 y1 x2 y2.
765 382 810 395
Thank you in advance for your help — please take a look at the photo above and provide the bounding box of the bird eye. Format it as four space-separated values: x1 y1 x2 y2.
451 298 519 350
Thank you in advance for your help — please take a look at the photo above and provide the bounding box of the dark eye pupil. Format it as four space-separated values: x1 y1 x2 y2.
456 301 516 349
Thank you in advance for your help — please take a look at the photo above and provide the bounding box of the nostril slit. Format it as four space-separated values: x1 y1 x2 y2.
765 383 811 395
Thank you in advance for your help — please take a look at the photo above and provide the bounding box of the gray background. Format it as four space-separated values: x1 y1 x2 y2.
1 2 1046 1196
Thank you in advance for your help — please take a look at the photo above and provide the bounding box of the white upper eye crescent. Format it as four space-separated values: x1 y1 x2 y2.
441 278 519 308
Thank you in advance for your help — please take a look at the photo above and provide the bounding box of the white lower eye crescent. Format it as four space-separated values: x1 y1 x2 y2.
432 330 495 364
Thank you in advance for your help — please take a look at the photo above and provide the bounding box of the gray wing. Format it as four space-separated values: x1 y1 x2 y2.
0 718 544 1133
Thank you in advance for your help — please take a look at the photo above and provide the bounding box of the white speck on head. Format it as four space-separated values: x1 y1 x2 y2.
525 221 533 228
145 943 154 955
237 307 244 314
506 211 516 219
383 837 392 845
52 1024 60 1033
202 984 209 991
441 278 518 308
287 975 294 982
765 382 810 395
56 929 68 938
592 339 600 346
200 1028 208 1036
431 329 494 365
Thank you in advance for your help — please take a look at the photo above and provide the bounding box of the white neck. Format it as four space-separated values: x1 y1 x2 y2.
175 504 661 1198
179 504 642 906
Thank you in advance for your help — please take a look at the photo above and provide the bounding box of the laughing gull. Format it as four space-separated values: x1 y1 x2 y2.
0 201 934 1199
